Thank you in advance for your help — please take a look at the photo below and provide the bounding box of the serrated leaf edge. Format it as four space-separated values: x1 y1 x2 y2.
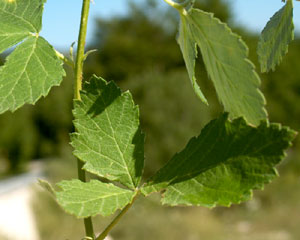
182 8 267 124
142 115 296 208
0 36 66 113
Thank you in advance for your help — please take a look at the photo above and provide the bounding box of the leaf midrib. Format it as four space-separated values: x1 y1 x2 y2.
60 189 132 205
99 93 136 188
1 37 37 105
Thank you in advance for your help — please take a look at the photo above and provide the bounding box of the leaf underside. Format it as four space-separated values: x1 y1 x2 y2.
56 180 135 218
71 76 144 190
258 0 294 73
178 15 207 104
142 113 296 207
178 8 267 125
0 0 65 113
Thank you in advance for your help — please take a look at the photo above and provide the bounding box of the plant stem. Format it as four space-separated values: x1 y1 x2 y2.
75 0 90 100
74 0 94 238
96 192 140 240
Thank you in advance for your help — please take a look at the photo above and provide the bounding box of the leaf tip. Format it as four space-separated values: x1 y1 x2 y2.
38 179 55 197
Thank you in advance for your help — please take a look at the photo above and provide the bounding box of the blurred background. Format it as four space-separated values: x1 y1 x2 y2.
0 0 299 239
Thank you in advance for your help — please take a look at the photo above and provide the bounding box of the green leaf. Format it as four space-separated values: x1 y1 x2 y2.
56 179 136 218
0 0 45 53
0 36 65 113
71 76 144 190
142 113 296 207
178 8 267 125
177 14 207 104
257 0 294 73
0 0 65 113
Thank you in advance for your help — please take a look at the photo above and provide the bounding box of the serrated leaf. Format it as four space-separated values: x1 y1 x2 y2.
258 0 294 72
178 9 267 125
142 113 296 207
72 76 144 190
0 36 65 113
0 0 45 53
56 179 136 218
0 0 65 113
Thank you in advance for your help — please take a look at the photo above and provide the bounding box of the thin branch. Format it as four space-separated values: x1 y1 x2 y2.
95 192 140 240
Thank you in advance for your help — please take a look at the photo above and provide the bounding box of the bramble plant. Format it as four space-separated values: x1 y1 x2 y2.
0 0 298 239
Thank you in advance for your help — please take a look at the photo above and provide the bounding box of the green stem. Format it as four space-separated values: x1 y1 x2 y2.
95 193 140 240
74 0 94 238
75 0 90 100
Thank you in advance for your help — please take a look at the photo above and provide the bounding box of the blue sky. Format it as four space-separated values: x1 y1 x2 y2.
41 0 300 50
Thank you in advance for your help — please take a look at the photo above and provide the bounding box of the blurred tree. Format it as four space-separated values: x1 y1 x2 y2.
0 68 73 175
0 106 38 174
194 0 232 22
85 0 231 81
85 2 180 81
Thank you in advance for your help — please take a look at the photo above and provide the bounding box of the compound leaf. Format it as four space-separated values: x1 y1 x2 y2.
0 36 65 113
178 8 267 125
56 179 135 218
71 76 144 190
0 0 65 113
258 0 294 72
142 113 296 207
